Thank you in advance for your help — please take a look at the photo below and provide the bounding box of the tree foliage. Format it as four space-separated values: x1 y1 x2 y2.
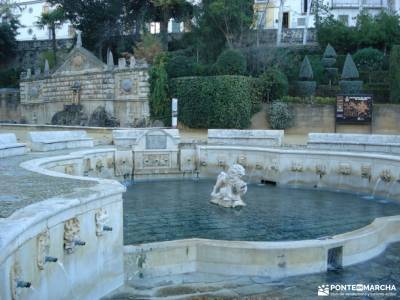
36 6 66 65
149 54 170 124
341 54 359 79
214 49 247 75
317 11 400 54
0 0 19 63
390 45 400 103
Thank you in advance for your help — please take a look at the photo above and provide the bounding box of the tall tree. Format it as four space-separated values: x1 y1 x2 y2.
48 0 125 57
36 6 66 65
150 0 193 50
0 0 19 63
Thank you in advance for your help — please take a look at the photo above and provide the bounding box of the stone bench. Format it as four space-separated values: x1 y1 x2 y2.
0 133 28 158
207 129 284 147
113 129 180 147
307 133 400 153
28 130 94 152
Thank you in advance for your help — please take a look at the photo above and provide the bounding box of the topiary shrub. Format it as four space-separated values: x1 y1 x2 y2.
389 45 400 103
166 55 195 78
296 56 317 96
214 49 247 75
267 101 294 130
322 44 338 86
339 53 363 93
170 75 254 128
259 68 288 102
353 48 384 83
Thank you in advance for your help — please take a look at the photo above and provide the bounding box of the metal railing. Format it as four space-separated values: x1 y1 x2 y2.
331 0 386 8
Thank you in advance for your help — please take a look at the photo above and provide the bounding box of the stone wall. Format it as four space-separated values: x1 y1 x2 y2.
0 89 21 123
16 39 74 68
19 38 150 127
253 103 400 135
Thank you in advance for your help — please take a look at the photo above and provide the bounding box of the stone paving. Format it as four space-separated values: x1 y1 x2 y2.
0 151 95 218
103 242 400 299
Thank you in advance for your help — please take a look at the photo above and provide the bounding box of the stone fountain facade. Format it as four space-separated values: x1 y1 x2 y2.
19 34 150 127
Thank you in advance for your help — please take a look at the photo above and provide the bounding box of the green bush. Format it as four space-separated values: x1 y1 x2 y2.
353 48 384 82
149 54 171 125
340 53 363 93
214 49 247 75
267 101 294 130
390 45 400 102
299 56 314 80
0 68 20 87
296 56 316 96
166 55 195 78
170 75 254 128
259 68 288 102
250 78 263 114
364 83 390 103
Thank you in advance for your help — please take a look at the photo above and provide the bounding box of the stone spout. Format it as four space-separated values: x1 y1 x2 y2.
74 240 86 246
45 256 58 263
103 225 113 231
17 281 31 288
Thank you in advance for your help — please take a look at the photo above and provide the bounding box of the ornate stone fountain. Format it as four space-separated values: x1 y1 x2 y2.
210 164 247 208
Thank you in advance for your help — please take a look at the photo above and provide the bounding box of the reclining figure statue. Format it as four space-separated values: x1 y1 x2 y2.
210 164 247 208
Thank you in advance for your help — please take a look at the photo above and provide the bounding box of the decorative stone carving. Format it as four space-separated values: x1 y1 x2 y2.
200 161 207 167
380 169 393 182
130 56 136 67
64 218 81 254
270 159 279 172
338 163 352 176
143 154 170 168
291 161 303 172
10 262 22 300
95 160 104 173
361 165 372 180
29 85 40 98
37 230 50 270
95 208 109 236
64 165 74 175
237 155 247 167
210 164 247 208
217 159 226 168
315 164 327 177
255 163 264 170
72 54 84 68
121 79 133 93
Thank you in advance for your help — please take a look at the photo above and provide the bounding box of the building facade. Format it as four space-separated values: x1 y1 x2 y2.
9 0 74 41
254 0 399 29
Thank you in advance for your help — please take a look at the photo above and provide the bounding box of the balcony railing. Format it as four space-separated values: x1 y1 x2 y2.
331 0 386 8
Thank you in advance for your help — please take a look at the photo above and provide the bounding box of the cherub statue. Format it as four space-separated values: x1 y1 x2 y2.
210 164 247 208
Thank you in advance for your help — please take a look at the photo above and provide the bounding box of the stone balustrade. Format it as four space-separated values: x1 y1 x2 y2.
307 133 400 153
208 129 284 147
0 133 28 158
28 130 94 152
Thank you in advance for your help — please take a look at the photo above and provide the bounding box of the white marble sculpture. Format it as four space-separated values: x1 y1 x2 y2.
210 164 247 208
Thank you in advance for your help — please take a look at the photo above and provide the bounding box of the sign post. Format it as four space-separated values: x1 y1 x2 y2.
171 98 178 129
335 94 373 132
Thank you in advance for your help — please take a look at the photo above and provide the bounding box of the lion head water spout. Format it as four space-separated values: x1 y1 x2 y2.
210 164 247 208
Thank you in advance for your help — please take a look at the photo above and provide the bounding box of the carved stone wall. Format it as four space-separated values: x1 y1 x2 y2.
19 43 150 127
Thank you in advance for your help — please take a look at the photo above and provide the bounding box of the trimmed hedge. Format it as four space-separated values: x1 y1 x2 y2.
390 45 400 103
170 75 256 129
214 49 247 75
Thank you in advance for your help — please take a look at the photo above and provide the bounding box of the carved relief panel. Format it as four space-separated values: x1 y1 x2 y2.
143 154 170 168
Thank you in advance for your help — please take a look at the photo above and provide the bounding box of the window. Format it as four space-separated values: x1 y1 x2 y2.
283 12 289 28
303 0 308 13
338 15 349 25
27 28 33 35
42 5 49 13
297 17 306 26
28 7 33 13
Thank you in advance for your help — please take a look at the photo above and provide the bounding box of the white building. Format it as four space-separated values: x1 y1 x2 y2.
8 0 73 41
255 0 399 29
